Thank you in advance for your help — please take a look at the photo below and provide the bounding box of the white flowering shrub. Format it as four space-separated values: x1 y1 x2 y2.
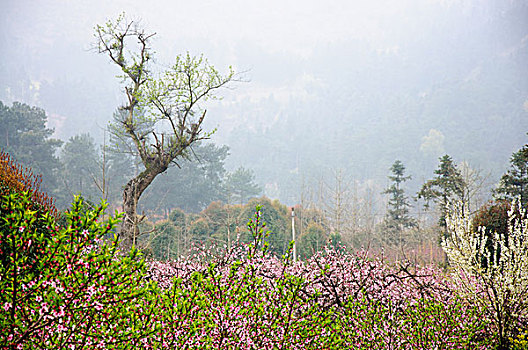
443 199 528 349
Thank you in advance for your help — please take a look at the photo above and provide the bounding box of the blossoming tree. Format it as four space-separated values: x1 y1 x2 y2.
443 199 528 349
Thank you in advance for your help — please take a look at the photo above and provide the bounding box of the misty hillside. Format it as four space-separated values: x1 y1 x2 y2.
1 0 527 206
212 1 528 203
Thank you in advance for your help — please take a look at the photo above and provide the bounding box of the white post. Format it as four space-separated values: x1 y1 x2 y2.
291 207 297 262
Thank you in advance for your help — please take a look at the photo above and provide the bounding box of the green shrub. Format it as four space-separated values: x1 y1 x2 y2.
0 191 159 349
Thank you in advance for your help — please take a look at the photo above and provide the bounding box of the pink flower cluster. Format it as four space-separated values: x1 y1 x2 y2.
142 242 492 349
1 195 494 349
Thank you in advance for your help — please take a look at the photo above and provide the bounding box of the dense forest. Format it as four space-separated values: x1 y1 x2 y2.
1 96 527 264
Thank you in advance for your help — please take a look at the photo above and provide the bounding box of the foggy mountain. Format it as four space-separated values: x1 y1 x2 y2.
1 0 527 206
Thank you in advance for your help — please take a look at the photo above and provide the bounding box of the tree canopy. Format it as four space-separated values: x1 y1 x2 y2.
0 101 62 193
418 154 466 229
494 142 528 205
59 133 101 205
139 143 230 213
225 166 262 205
380 160 416 246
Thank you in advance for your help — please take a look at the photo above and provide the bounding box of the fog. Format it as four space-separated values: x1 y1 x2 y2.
1 0 527 206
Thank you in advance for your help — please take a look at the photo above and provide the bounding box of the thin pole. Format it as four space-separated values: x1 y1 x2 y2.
292 207 297 261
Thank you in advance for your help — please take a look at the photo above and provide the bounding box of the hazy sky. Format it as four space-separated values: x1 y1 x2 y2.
1 0 437 133
1 0 444 85
3 0 506 109
2 0 524 131
2 0 429 51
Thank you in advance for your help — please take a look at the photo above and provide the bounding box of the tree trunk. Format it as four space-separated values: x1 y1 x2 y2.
120 165 165 251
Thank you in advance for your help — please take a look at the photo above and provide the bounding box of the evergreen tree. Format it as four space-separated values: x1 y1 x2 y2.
139 143 229 213
381 160 416 245
298 222 327 259
225 167 262 205
59 134 101 205
418 154 466 230
150 220 180 260
0 101 62 193
494 143 528 205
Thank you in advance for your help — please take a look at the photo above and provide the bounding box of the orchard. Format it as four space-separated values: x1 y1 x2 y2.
1 151 527 349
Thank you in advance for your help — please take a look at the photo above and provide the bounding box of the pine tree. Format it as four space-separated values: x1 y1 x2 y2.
225 167 262 205
0 101 62 193
418 154 466 230
494 143 528 205
381 160 416 245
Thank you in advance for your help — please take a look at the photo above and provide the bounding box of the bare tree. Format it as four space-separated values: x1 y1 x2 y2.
321 169 353 241
95 14 235 249
458 161 491 214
